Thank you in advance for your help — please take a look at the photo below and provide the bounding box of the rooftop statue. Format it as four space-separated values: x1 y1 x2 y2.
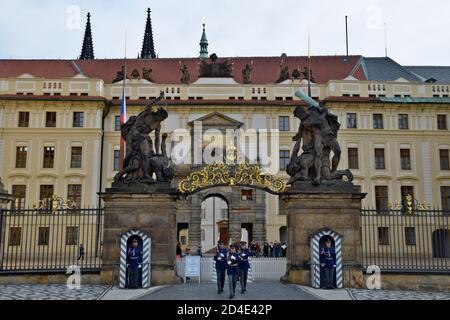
114 92 174 184
287 90 353 186
180 64 190 84
276 65 290 83
199 53 233 78
242 64 253 84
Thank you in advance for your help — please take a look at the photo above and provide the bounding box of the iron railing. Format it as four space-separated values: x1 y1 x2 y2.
0 207 103 273
361 208 450 273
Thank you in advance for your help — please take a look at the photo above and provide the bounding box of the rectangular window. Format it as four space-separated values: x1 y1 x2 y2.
73 112 84 128
401 186 414 202
15 146 28 168
374 148 386 170
114 150 120 171
12 185 26 209
279 150 290 171
373 114 384 129
241 189 253 201
405 227 416 246
66 227 78 245
70 147 82 169
441 186 450 211
375 186 389 211
68 184 82 208
46 112 57 127
43 146 55 168
437 114 447 130
400 149 411 170
279 116 290 131
39 185 54 202
115 116 121 131
18 112 30 127
346 113 357 129
440 149 450 170
348 148 359 170
398 114 409 129
9 227 21 246
378 227 390 245
38 227 50 246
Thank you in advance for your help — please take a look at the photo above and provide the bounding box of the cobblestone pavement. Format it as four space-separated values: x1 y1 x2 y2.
0 284 110 300
349 289 450 300
138 281 319 300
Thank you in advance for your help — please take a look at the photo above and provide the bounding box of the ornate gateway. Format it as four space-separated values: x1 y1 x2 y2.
178 162 286 195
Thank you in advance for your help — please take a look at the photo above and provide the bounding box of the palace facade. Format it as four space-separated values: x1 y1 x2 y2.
1 10 449 251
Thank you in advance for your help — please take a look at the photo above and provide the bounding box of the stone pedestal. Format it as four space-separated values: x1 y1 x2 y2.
281 182 366 288
99 186 180 286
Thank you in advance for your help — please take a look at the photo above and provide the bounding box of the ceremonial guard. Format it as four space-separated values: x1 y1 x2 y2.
237 241 252 293
127 238 143 289
320 239 336 289
213 241 228 294
226 244 240 299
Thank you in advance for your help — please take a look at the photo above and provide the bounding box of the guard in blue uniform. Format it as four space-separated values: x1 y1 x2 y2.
226 244 240 299
127 238 143 289
238 241 252 293
320 239 336 289
213 241 228 294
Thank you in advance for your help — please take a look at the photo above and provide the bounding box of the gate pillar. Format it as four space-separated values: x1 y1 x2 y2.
100 186 180 286
281 183 366 288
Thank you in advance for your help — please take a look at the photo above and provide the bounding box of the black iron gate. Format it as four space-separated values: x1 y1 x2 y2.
361 208 450 273
0 207 103 273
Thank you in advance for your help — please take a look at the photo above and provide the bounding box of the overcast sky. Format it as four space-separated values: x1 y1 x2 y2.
0 0 449 65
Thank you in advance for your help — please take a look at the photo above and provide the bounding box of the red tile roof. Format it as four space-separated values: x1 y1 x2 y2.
0 55 365 84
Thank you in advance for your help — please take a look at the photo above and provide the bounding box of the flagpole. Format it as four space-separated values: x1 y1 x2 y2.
307 29 312 99
119 28 127 171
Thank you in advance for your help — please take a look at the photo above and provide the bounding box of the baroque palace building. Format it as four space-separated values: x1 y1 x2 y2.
1 10 450 251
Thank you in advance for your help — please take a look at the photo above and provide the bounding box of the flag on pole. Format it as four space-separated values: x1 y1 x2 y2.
119 29 127 171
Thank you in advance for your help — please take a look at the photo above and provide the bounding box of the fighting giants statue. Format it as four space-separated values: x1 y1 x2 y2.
287 90 353 186
114 92 174 184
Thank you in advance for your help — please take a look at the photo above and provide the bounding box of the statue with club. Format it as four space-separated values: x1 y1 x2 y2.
287 90 353 185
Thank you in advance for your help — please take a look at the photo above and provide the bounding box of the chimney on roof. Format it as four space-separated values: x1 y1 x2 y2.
141 8 156 59
79 12 95 60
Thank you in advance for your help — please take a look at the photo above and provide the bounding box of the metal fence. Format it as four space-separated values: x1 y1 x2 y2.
361 208 450 273
176 257 287 281
0 207 103 273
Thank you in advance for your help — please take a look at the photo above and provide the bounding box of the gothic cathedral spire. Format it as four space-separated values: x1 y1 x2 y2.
79 12 94 60
141 8 156 59
199 22 209 59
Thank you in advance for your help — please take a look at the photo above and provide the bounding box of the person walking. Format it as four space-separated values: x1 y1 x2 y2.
281 242 287 257
214 241 228 294
77 244 85 262
176 242 182 260
226 244 240 299
263 242 269 257
320 239 337 289
238 241 252 294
